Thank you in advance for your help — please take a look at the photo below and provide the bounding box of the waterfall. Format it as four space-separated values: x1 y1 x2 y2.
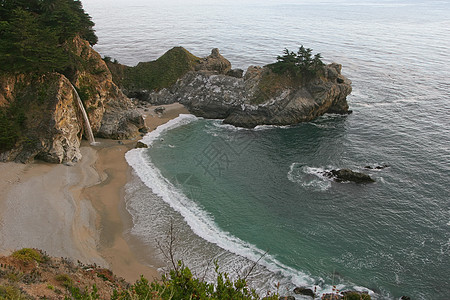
71 84 96 145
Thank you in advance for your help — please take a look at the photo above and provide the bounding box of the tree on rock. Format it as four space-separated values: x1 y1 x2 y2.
268 45 325 82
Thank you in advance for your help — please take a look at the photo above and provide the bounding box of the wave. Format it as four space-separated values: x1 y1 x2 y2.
287 163 333 191
126 115 374 297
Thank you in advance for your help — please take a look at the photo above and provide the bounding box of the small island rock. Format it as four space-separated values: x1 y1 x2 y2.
323 169 375 183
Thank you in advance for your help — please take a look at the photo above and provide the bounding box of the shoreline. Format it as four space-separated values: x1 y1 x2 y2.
0 102 189 283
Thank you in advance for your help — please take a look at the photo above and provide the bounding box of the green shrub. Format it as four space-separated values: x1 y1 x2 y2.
268 45 324 82
12 248 42 263
0 284 28 299
55 274 73 288
111 261 278 300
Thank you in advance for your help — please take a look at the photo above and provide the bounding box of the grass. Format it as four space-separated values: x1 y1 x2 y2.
55 274 73 288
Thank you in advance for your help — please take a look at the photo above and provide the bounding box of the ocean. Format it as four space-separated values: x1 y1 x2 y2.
82 0 450 299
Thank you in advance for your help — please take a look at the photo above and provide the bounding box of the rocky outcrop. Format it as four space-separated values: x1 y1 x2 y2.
0 73 83 163
293 287 315 297
0 36 145 163
150 61 352 128
67 36 144 139
195 48 231 74
323 169 375 183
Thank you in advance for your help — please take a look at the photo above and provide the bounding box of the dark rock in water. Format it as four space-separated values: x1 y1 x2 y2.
293 287 315 297
278 297 295 300
226 68 244 78
321 294 342 300
400 296 411 300
375 164 389 169
118 141 124 145
135 141 148 148
323 169 375 183
364 164 389 170
154 106 166 114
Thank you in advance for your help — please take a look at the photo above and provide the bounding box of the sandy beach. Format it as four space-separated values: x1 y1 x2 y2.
0 103 189 283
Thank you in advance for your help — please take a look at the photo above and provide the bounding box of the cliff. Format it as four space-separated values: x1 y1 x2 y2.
0 36 145 163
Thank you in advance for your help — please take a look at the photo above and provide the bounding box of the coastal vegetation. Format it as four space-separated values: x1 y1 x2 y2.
0 0 97 74
0 248 373 299
251 46 326 105
106 47 200 92
268 46 325 80
0 249 281 299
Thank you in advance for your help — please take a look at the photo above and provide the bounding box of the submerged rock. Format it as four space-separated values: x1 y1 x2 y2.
364 164 389 170
323 169 375 183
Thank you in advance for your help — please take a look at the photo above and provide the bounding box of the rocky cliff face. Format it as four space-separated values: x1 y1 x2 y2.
0 73 83 163
67 36 144 139
150 62 352 128
0 36 145 163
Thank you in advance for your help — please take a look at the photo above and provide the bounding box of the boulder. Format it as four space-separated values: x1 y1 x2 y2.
226 68 244 78
293 287 315 297
323 169 375 183
135 141 148 149
154 106 166 114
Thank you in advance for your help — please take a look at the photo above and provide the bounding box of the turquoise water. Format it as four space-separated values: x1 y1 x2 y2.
83 0 450 298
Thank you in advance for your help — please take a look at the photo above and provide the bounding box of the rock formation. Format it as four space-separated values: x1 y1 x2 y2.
0 73 83 163
0 36 145 163
149 57 352 128
322 169 375 183
194 48 232 74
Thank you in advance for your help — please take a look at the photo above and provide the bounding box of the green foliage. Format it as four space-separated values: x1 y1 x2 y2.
111 261 278 300
0 284 28 299
268 45 325 81
0 0 97 73
55 274 73 288
12 248 42 263
68 284 100 300
121 47 200 92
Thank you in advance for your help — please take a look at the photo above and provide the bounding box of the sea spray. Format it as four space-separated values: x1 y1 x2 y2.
71 84 96 145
